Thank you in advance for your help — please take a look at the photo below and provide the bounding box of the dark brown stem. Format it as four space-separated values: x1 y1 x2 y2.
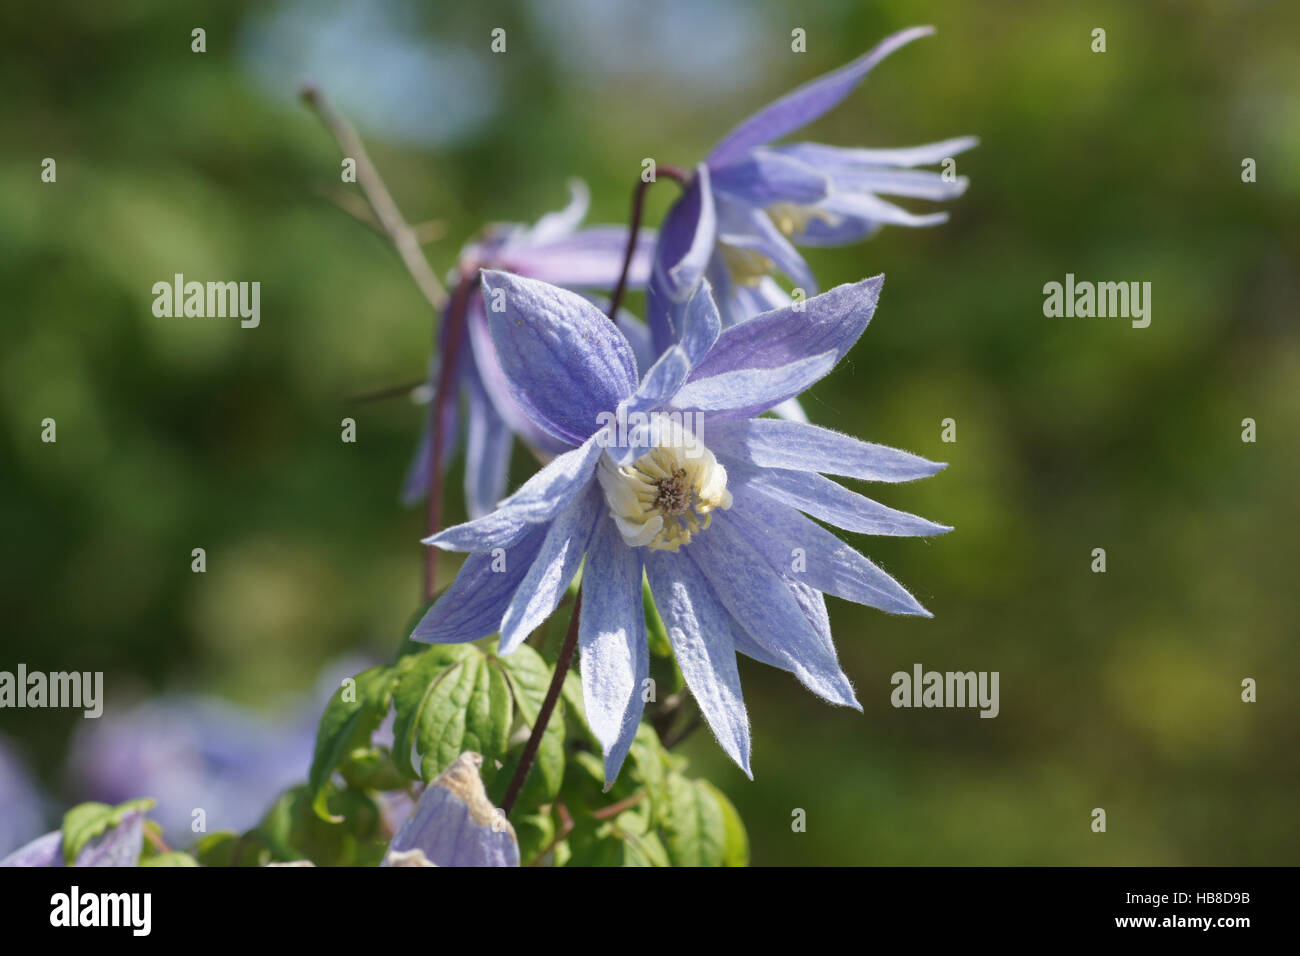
424 272 478 599
606 165 690 320
500 593 582 817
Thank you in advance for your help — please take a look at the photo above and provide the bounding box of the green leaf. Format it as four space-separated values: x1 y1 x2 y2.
307 665 397 822
662 775 727 867
259 785 387 866
389 644 471 779
498 644 566 804
140 851 199 867
193 832 269 868
61 798 155 865
698 780 749 866
415 651 513 784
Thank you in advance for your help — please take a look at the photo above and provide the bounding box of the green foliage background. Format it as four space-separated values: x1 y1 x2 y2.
2 0 1296 864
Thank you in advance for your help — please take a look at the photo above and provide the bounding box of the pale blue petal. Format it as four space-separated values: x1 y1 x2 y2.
686 275 883 383
774 136 979 171
716 195 817 293
0 831 62 867
692 515 859 708
710 418 946 482
498 484 602 654
710 149 830 206
670 350 838 419
579 515 648 785
75 809 145 867
520 178 589 246
707 26 936 168
728 485 930 615
647 164 716 355
502 227 655 290
729 460 951 537
482 270 637 446
425 437 601 552
412 523 549 644
645 552 752 776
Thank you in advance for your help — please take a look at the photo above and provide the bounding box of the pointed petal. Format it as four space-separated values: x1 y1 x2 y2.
729 460 951 537
579 515 648 784
0 831 63 867
775 136 979 171
645 551 752 776
76 809 146 867
692 515 859 708
425 437 601 552
728 485 930 615
686 275 883 387
498 484 602 654
707 26 936 167
482 270 637 446
670 349 838 419
503 227 655 290
710 418 945 482
522 178 589 246
412 523 549 644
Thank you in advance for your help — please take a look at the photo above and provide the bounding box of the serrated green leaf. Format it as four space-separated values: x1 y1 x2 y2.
61 798 155 865
415 651 512 783
307 665 396 822
663 775 727 867
389 644 473 779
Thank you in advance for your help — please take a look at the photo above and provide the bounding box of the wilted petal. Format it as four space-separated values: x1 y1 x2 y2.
482 270 638 445
384 753 519 867
645 552 752 776
75 809 146 867
579 515 648 785
707 26 936 168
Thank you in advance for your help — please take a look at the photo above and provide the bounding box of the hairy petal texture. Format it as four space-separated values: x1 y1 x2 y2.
691 514 859 708
727 459 952 538
710 418 945 482
412 523 549 644
729 485 931 616
482 271 637 445
710 149 830 206
424 437 602 552
645 552 752 776
687 275 882 384
580 515 649 785
498 484 602 654
707 26 936 168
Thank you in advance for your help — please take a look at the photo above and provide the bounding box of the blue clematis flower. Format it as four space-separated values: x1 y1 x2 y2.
649 26 977 350
0 736 47 857
412 270 949 783
404 179 656 517
1 808 146 868
382 752 519 867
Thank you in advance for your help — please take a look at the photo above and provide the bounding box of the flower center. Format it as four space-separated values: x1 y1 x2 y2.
766 201 837 240
597 428 732 553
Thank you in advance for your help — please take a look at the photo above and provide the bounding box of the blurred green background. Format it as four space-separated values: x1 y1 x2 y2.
2 0 1297 864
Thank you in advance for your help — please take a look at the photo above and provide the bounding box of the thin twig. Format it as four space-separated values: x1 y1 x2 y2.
591 790 647 821
300 84 449 313
526 801 575 866
501 594 583 817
